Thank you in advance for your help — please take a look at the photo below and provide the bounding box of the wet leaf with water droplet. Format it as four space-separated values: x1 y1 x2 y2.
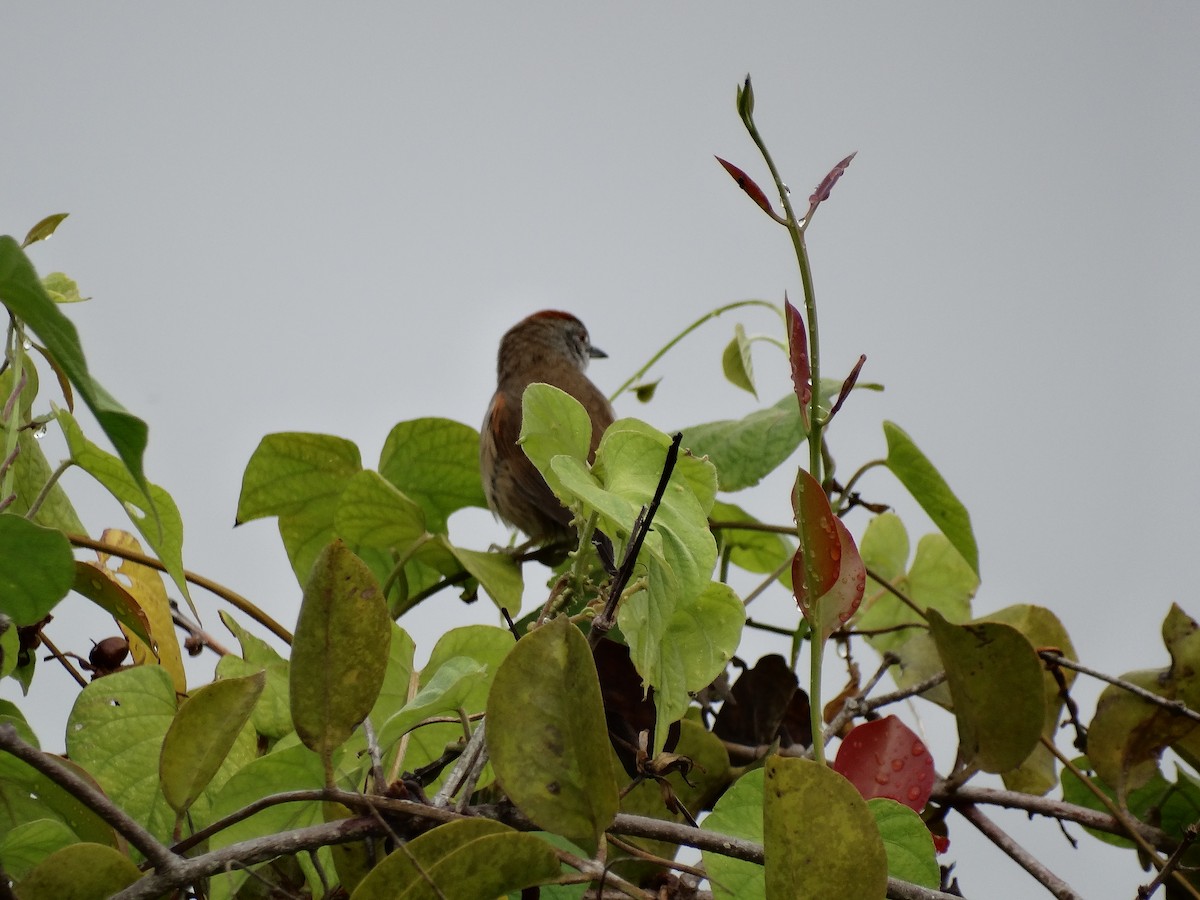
833 716 935 812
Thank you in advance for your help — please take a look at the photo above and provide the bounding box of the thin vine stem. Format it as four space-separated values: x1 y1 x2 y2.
67 533 294 644
609 299 781 402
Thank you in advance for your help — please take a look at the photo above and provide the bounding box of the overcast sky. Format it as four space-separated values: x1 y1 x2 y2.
4 5 1199 897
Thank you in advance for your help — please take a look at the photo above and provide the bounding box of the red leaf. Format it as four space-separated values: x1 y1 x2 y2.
827 354 867 421
807 151 858 215
715 156 775 217
833 716 935 812
796 514 865 640
784 295 810 407
791 468 840 616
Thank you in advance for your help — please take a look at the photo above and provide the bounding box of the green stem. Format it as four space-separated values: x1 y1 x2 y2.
740 80 828 764
25 459 73 522
1 319 27 503
609 299 782 402
382 532 436 601
832 458 886 515
740 109 822 484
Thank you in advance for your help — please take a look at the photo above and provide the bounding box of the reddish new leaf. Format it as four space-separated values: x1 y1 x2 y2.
833 715 935 812
791 468 840 616
798 514 866 641
715 156 776 217
807 151 858 216
827 354 867 421
784 296 811 407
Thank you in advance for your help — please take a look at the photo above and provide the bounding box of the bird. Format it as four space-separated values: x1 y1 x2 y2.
480 310 616 544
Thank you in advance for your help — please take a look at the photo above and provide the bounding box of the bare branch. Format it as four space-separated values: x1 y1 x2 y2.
956 802 1082 900
1040 651 1200 724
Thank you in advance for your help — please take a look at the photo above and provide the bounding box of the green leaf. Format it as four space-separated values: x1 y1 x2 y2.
349 819 561 899
58 408 194 615
927 610 1045 773
857 530 976 659
0 704 119 850
519 383 594 503
764 756 888 899
721 323 757 397
859 512 909 585
332 470 428 600
367 623 417 729
0 818 79 881
549 417 718 752
237 432 363 583
387 625 511 792
378 656 487 751
5 429 84 533
883 421 979 576
868 798 940 888
65 666 179 845
0 236 149 491
14 842 141 900
160 671 265 814
290 541 390 777
711 500 794 578
378 418 487 534
21 214 69 248
334 470 426 551
40 272 86 304
682 394 804 492
983 604 1078 795
701 768 764 900
0 619 17 678
206 741 327 900
486 616 618 854
620 581 743 744
444 541 523 611
216 612 293 741
0 516 74 625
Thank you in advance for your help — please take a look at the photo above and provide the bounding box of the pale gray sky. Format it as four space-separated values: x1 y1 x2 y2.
4 5 1199 897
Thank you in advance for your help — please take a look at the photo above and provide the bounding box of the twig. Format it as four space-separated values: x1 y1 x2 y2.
741 554 793 608
0 724 180 876
68 533 294 645
588 433 681 649
432 719 489 810
956 802 1082 899
111 815 380 900
862 564 928 619
1140 823 1200 899
23 458 73 522
169 600 231 656
1040 651 1200 724
930 782 1170 847
38 632 88 688
885 880 965 900
820 653 911 744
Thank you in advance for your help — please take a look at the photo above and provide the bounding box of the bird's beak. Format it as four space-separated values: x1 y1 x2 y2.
589 346 608 360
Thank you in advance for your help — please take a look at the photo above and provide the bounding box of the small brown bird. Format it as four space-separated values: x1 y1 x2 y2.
480 310 616 542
